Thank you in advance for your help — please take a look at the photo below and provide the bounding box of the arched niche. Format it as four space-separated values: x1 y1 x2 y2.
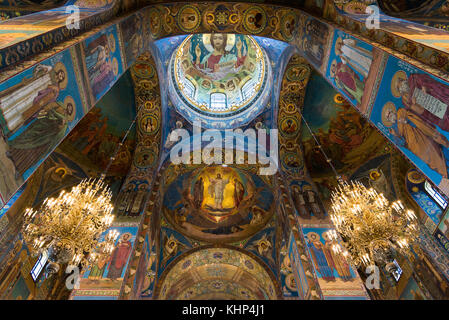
153 245 281 300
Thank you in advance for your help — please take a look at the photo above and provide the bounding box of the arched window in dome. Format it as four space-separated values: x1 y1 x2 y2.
425 180 448 209
210 92 227 111
182 78 196 100
30 251 48 281
241 79 255 101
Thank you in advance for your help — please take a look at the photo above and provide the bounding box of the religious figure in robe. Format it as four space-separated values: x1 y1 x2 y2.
86 35 110 79
81 116 108 155
306 232 335 282
193 177 204 209
91 62 115 97
281 119 298 135
335 37 373 79
392 71 449 132
322 232 353 281
88 254 110 279
194 34 246 81
106 232 133 280
233 178 245 207
0 63 66 138
304 188 325 219
303 37 324 67
6 101 73 179
305 19 328 41
303 19 328 66
208 173 229 209
130 184 147 216
384 106 449 178
330 60 365 104
116 184 134 215
143 116 157 133
85 34 114 97
291 185 311 219
250 207 265 225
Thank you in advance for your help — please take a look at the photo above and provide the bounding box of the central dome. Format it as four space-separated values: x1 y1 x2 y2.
169 34 270 128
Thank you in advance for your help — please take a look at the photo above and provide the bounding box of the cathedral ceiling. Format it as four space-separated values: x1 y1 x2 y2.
300 70 421 221
154 246 280 300
153 33 289 132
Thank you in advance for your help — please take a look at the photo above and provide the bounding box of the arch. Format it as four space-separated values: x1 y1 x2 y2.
153 245 281 300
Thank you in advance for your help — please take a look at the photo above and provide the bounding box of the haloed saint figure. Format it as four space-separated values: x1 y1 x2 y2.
174 33 265 114
194 33 245 80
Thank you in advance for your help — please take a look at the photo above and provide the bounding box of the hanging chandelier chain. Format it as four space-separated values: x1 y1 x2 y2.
297 106 342 182
21 96 146 275
101 101 144 179
295 101 418 273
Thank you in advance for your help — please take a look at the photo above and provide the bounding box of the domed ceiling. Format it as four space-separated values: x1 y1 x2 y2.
167 33 272 129
155 247 279 300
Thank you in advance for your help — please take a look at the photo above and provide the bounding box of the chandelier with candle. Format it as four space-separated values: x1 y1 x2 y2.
22 178 119 275
330 180 419 271
21 96 143 277
299 103 420 276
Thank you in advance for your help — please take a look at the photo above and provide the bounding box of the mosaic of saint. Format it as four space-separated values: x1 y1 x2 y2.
173 34 266 114
163 166 274 242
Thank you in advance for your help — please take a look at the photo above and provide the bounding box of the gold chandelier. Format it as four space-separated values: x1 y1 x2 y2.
22 178 118 274
330 180 419 271
21 100 143 276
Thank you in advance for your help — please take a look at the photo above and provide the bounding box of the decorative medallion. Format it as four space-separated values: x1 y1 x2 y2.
177 5 201 33
242 6 267 35
148 8 162 38
139 113 160 135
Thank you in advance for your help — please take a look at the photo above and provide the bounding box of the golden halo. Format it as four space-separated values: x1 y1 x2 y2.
335 37 343 56
321 231 332 241
329 59 338 78
55 167 67 177
64 96 76 122
369 169 381 181
112 58 119 76
120 232 132 240
334 93 345 104
305 232 320 241
54 62 68 90
144 101 155 110
203 33 236 52
407 170 425 184
51 167 67 182
391 70 408 98
381 102 397 127
108 33 116 53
